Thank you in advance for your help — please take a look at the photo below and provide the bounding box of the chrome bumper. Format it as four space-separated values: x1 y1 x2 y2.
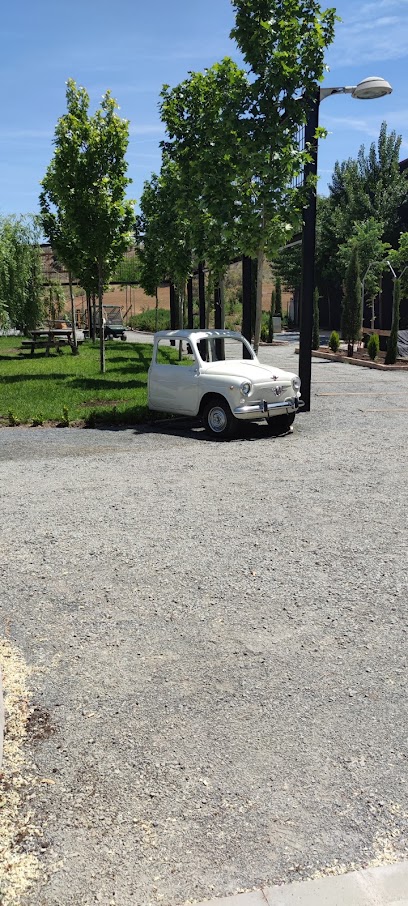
234 398 304 417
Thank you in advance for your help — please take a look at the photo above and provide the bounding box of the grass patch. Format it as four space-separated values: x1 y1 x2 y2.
0 338 177 427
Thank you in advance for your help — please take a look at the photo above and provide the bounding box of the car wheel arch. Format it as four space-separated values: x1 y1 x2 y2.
198 392 232 417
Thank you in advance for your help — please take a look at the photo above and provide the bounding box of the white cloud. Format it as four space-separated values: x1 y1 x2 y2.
0 129 53 140
328 0 408 66
128 124 164 136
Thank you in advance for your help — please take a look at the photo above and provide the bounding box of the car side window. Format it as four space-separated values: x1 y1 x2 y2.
155 339 196 366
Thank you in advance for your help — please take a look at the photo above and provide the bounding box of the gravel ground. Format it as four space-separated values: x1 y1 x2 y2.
1 344 408 906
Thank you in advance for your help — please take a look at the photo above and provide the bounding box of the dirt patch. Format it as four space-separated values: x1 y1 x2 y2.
26 707 56 743
80 398 129 408
0 639 42 906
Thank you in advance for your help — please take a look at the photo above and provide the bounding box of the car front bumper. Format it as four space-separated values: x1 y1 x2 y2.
233 397 304 419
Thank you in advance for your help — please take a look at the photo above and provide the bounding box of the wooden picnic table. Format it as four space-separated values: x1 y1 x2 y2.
23 328 75 356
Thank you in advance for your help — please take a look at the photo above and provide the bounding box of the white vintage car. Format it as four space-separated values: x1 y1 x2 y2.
148 328 303 438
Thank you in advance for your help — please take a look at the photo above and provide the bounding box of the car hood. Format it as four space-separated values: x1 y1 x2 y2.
200 360 296 384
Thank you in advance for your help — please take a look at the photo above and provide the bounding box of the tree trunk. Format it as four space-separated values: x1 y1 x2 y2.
155 288 159 332
219 276 225 329
68 272 79 354
98 261 105 374
92 293 96 342
253 244 265 353
86 291 91 338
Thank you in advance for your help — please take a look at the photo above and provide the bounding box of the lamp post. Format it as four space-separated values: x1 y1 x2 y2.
299 76 393 411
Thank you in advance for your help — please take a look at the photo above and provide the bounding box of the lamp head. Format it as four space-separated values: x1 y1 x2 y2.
352 77 393 100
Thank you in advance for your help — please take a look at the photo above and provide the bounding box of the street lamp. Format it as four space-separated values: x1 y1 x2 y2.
299 76 393 411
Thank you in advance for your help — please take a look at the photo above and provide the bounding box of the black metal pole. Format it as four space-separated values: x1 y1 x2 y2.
169 283 176 345
299 88 320 412
187 277 193 328
242 256 253 358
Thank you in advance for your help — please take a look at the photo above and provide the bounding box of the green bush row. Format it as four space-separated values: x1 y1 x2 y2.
128 309 170 332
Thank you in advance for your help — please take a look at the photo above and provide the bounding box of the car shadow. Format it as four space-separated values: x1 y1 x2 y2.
90 417 295 442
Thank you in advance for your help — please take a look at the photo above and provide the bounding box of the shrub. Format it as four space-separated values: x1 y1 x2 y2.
260 325 268 342
32 413 44 426
367 333 380 361
329 330 340 353
128 308 170 332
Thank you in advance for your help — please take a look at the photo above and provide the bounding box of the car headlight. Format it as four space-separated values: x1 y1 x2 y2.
292 376 301 393
241 381 252 396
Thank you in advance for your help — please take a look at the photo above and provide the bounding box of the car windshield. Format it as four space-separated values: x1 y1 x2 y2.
197 336 255 363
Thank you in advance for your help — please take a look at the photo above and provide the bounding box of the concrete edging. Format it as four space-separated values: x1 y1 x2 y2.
191 860 408 905
294 347 408 370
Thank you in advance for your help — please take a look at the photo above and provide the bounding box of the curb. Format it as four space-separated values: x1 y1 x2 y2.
294 348 408 370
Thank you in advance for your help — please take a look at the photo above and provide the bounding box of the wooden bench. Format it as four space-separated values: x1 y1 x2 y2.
21 336 72 356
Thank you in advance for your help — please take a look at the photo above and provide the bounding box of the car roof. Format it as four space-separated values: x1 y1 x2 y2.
154 328 245 341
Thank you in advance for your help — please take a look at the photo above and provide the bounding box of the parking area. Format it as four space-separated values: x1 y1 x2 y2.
0 344 407 906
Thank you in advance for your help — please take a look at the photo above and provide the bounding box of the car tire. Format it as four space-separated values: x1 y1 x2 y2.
266 412 296 434
202 397 238 439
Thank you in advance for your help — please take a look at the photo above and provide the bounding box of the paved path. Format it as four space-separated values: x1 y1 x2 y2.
195 860 408 905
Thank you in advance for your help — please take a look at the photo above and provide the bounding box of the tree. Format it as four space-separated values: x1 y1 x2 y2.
138 175 168 331
312 287 320 350
385 232 408 364
341 246 361 357
40 80 134 372
316 124 408 328
385 277 401 365
231 0 337 350
0 216 44 332
160 59 249 325
338 218 391 329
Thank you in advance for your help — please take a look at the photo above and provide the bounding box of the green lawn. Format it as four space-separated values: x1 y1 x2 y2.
0 337 166 426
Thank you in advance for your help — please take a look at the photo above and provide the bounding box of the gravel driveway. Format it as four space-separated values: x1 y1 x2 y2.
1 345 407 906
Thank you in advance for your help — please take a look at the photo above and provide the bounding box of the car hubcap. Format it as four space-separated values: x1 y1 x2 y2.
208 406 227 433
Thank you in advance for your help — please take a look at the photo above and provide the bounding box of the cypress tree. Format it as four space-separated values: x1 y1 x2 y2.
385 277 400 365
312 287 320 350
341 246 361 358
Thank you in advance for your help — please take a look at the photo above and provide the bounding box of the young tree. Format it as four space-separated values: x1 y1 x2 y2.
385 277 401 365
341 246 361 357
231 0 337 350
40 80 134 372
138 175 168 331
338 218 391 331
160 59 249 323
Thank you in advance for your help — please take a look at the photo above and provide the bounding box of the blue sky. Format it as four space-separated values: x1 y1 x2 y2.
1 0 407 217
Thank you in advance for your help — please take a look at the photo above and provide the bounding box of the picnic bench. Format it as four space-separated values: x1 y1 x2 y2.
22 328 76 356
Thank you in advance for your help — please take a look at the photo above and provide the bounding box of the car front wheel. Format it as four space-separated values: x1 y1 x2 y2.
202 398 238 439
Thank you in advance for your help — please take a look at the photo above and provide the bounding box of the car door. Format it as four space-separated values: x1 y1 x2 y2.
148 339 200 414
